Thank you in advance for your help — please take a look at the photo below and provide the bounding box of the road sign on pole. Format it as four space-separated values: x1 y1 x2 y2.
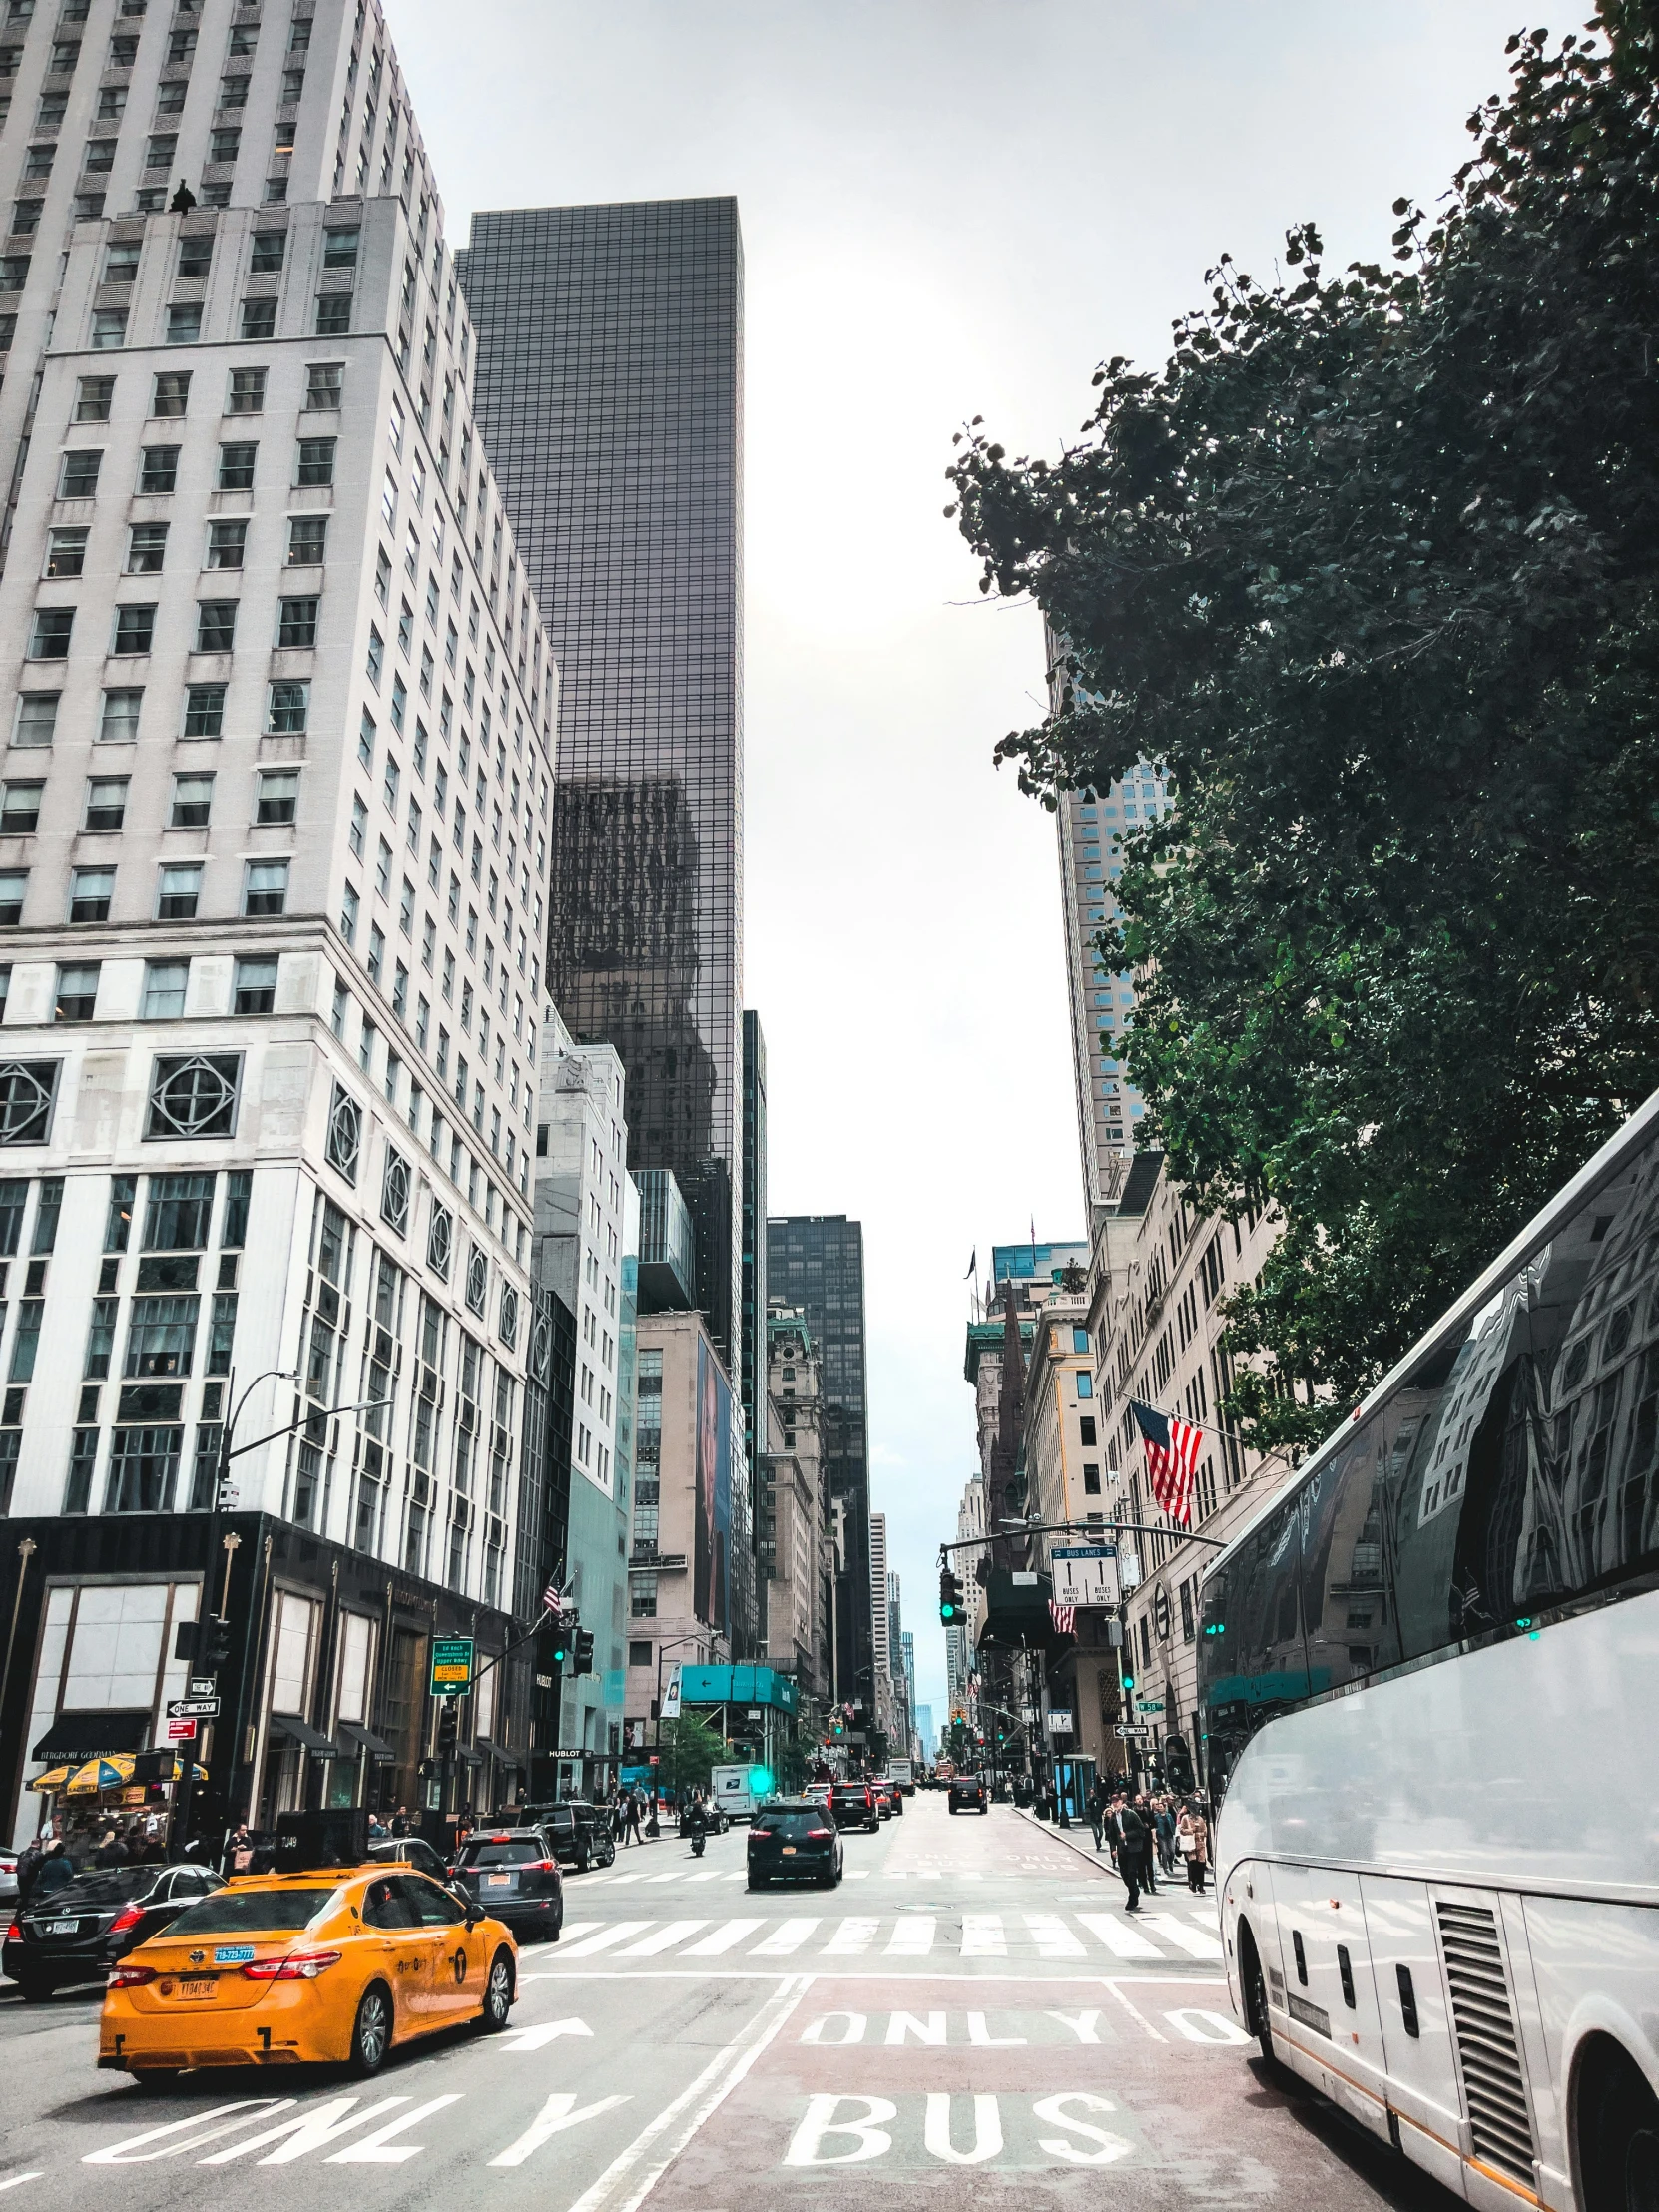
1116 1723 1153 1740
1051 1545 1122 1608
429 1636 475 1697
167 1696 221 1719
167 1718 197 1742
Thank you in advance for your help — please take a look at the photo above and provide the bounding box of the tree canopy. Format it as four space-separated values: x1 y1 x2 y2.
948 8 1659 1450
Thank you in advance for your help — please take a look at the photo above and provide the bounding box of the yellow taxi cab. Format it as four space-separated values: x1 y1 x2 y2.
98 1863 518 2081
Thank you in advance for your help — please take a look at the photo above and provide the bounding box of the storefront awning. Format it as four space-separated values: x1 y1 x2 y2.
269 1712 337 1756
457 1747 484 1769
474 1736 518 1767
32 1709 151 1763
333 1720 395 1762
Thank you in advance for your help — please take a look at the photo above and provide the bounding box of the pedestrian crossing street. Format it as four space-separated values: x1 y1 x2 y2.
530 1899 1224 1967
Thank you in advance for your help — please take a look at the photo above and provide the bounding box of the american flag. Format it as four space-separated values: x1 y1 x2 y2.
542 1580 563 1614
1130 1398 1203 1528
1050 1598 1076 1636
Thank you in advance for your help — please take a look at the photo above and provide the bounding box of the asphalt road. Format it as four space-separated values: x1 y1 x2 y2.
0 1795 1458 2212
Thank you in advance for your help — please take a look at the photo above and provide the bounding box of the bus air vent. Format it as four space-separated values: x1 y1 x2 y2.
1434 1901 1535 2184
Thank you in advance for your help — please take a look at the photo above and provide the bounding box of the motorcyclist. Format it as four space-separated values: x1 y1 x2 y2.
683 1790 710 1857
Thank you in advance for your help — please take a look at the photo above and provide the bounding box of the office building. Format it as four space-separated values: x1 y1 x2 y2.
768 1213 872 1724
457 197 745 1376
740 1007 765 1479
759 1298 829 1693
0 0 557 1847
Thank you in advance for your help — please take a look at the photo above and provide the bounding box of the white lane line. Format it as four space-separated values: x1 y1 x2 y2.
681 1919 764 1956
844 1870 871 1880
1077 1913 1163 1961
750 1918 819 1955
961 1915 1005 1957
1104 1980 1168 2040
561 1973 812 2212
0 2177 43 2193
615 1921 709 1957
1138 1913 1224 1958
823 1917 878 1956
557 1922 655 1957
885 1916 935 1955
1024 1915 1086 1958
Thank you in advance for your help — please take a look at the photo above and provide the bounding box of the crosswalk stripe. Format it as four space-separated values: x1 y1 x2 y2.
1077 1912 1163 1960
1024 1914 1086 1958
961 1915 1005 1956
751 1918 819 1955
886 1916 935 1955
616 1920 709 1956
557 1920 654 1956
1138 1912 1224 1958
681 1919 764 1956
644 1870 688 1885
683 1870 726 1884
552 1923 604 1944
824 1917 879 1955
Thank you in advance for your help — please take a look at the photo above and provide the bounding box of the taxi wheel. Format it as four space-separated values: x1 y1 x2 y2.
478 1949 514 2032
348 1982 393 2076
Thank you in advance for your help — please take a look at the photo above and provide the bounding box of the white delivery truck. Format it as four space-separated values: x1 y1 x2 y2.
709 1763 775 1824
889 1758 914 1796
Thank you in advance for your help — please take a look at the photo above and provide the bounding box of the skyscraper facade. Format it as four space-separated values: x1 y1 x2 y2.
766 1213 872 1721
457 197 744 1371
740 1008 766 1470
0 0 558 1845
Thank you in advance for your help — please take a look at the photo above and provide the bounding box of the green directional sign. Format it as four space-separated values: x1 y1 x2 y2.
429 1636 475 1698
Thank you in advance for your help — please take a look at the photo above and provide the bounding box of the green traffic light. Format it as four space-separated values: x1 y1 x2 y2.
751 1766 774 1795
1122 1672 1135 1692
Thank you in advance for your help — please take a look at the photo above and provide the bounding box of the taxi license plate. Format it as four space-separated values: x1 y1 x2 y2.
487 1874 512 1886
175 1977 216 1999
781 1846 797 1856
48 1919 78 1935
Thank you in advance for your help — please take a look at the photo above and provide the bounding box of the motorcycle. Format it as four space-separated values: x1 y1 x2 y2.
690 1829 706 1858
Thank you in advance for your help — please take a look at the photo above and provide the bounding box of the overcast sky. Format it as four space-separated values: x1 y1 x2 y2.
395 0 1531 1723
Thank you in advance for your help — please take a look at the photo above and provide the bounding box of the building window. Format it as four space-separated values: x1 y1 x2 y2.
325 1081 360 1183
0 1061 58 1142
226 366 266 414
304 360 342 409
465 1244 487 1316
266 679 308 734
205 518 246 569
112 602 156 655
99 688 143 743
427 1203 452 1279
243 859 287 915
381 1144 409 1235
53 962 98 1021
146 1053 241 1139
221 1170 252 1247
0 875 27 927
1082 1461 1102 1496
295 436 335 486
251 230 285 274
313 292 350 336
156 862 202 919
58 448 101 497
239 295 276 340
84 776 127 830
183 683 225 737
14 693 58 747
69 865 113 921
142 959 188 1019
145 1173 216 1251
104 1425 182 1512
217 440 256 490
150 369 190 417
45 526 87 578
322 226 359 270
138 444 179 494
256 769 297 824
287 514 326 565
276 596 317 648
165 303 202 344
233 955 276 1013
170 772 213 828
74 375 114 422
29 608 73 659
498 1282 518 1351
126 520 168 573
0 783 40 832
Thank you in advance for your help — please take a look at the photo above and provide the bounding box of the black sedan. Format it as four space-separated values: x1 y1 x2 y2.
450 1827 565 1940
949 1773 990 1814
4 1863 225 2000
748 1800 842 1889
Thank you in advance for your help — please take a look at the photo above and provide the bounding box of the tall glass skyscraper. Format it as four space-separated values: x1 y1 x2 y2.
767 1215 872 1718
457 199 744 1367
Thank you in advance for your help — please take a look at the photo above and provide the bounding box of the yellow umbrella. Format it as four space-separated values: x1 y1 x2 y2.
29 1766 68 1791
66 1756 134 1795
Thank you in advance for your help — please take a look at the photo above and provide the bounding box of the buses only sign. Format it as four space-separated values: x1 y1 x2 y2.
1050 1545 1121 1609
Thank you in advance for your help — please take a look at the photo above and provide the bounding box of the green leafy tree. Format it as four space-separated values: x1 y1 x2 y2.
947 8 1659 1449
658 1713 727 1799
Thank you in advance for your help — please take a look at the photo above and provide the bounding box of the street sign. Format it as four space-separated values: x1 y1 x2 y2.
1046 1710 1075 1733
429 1636 475 1697
1051 1544 1121 1609
167 1718 197 1742
167 1696 220 1719
1135 1697 1163 1716
188 1678 217 1698
1116 1724 1153 1740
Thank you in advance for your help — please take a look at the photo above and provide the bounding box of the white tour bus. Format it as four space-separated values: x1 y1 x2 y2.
1200 1088 1659 2212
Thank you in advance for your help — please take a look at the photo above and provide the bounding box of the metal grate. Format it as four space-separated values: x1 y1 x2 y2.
1435 1901 1536 2184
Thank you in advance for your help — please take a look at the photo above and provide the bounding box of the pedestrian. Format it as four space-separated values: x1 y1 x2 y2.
390 1804 410 1838
92 1828 127 1868
625 1791 643 1847
646 1789 661 1839
31 1839 74 1900
1087 1776 1108 1853
225 1822 255 1877
1155 1796 1178 1876
1178 1802 1210 1893
1109 1797 1146 1912
15 1833 45 1903
1133 1793 1160 1894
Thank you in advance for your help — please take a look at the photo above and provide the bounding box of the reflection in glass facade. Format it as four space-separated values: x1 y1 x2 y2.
457 199 744 1369
767 1215 872 1707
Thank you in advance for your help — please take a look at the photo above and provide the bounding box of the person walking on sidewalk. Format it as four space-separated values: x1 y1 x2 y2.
1109 1797 1147 1912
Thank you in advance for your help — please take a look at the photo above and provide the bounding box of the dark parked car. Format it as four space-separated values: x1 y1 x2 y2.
748 1800 843 1890
3 1863 225 2000
829 1781 879 1833
534 1801 618 1872
949 1773 989 1814
450 1826 565 1940
367 1836 450 1881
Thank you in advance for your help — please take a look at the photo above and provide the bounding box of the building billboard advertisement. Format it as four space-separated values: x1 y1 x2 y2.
695 1339 733 1635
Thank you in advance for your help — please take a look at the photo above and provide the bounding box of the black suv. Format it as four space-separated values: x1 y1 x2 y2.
748 1800 843 1890
531 1801 617 1873
4 1863 225 1999
829 1780 879 1833
450 1827 566 1940
949 1773 990 1814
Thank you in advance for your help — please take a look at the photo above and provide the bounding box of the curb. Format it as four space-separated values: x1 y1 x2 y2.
1012 1804 1115 1876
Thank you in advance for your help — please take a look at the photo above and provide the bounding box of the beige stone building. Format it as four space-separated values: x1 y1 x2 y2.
759 1300 829 1695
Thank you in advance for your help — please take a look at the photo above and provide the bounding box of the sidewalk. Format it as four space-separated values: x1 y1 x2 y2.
1012 1803 1114 1874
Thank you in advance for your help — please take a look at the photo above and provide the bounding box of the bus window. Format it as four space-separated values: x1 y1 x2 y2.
1301 1414 1403 1693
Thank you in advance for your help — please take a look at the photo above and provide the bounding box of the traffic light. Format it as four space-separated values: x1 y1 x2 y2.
436 1699 459 1754
939 1566 963 1624
573 1628 595 1677
750 1766 774 1797
534 1623 566 1684
199 1617 233 1672
1121 1666 1135 1694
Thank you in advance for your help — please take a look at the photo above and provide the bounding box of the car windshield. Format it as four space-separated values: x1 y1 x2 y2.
165 1887 338 1935
754 1811 821 1836
34 1868 157 1911
459 1839 543 1867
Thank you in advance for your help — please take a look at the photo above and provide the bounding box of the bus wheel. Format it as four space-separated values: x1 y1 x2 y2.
1580 2041 1659 2212
1239 1924 1276 2073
